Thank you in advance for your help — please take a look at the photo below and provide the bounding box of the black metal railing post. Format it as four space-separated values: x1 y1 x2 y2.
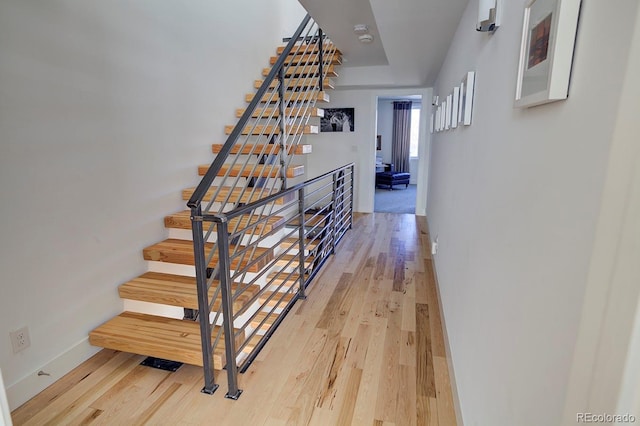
277 66 288 190
317 28 324 90
329 172 338 254
297 187 307 298
191 205 218 395
349 165 355 229
215 218 242 400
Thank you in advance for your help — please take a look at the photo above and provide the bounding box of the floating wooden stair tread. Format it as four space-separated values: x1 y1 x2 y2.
89 311 241 369
262 64 338 78
182 186 294 205
198 164 305 179
276 44 341 55
245 91 329 104
270 53 342 66
266 270 305 291
251 311 277 332
212 143 312 156
274 254 314 269
118 272 259 313
223 124 318 136
281 237 320 251
255 78 334 90
164 210 286 233
287 213 328 227
143 238 273 272
259 289 297 309
236 106 324 119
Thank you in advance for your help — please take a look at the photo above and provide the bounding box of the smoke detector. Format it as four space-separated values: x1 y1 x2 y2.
358 34 374 44
353 24 369 35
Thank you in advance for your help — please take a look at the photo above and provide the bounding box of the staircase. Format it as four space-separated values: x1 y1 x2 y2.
89 15 354 399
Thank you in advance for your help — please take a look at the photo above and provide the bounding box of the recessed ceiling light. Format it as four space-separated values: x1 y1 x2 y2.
358 34 374 44
353 24 369 35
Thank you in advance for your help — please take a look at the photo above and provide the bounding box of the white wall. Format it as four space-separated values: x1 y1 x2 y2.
0 0 305 409
562 3 640 421
308 87 431 214
427 0 639 425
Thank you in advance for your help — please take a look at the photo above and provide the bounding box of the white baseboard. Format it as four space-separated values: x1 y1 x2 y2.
6 338 100 411
431 251 465 425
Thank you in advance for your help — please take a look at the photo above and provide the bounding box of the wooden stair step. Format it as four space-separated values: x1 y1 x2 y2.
143 238 273 272
274 254 314 269
212 143 312 156
270 53 342 66
223 124 318 136
287 212 328 227
276 44 341 56
280 237 320 251
164 210 286 233
89 311 241 369
236 106 324 119
259 289 297 309
262 64 338 78
255 78 334 90
267 270 301 287
250 311 277 332
118 272 259 313
182 186 294 205
245 91 329 104
198 164 305 179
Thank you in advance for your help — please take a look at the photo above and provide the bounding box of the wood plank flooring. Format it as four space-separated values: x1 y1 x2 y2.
11 213 456 426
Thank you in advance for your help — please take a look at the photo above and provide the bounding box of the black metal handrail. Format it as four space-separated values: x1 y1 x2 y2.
187 14 312 209
186 13 342 399
195 163 354 398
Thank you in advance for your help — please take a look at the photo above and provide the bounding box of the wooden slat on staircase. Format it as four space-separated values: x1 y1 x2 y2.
143 238 273 272
280 237 320 251
262 64 338 78
276 44 341 56
198 164 305 179
255 77 334 90
118 272 258 313
250 311 276 332
287 212 328 227
236 106 324 119
274 253 314 269
223 124 318 136
182 186 295 205
259 290 296 309
269 53 342 66
245 91 329 104
212 143 312 156
88 312 242 369
164 210 286 233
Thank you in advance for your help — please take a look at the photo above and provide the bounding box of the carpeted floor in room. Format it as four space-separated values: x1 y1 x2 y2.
374 184 417 214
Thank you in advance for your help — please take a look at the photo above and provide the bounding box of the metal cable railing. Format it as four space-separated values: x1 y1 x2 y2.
198 163 354 398
187 14 344 398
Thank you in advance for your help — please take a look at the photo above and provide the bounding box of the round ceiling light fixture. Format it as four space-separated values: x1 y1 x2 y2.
353 24 369 35
358 34 374 44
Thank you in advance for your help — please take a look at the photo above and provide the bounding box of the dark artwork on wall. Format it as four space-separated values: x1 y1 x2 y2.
320 108 355 132
528 13 552 69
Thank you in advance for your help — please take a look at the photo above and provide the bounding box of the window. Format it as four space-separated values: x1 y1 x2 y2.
410 106 421 157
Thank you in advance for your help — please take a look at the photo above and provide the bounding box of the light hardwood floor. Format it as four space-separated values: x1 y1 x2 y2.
12 213 457 426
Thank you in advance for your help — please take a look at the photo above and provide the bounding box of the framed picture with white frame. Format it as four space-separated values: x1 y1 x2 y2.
515 0 582 107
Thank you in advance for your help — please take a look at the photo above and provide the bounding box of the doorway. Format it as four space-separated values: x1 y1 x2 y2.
374 95 422 214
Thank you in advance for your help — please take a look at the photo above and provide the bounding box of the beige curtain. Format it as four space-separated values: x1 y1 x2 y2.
391 101 412 173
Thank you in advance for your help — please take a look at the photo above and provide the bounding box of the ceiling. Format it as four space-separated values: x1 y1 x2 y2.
298 0 470 88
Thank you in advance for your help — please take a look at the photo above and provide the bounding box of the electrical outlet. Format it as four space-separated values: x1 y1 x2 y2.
10 326 31 353
431 235 439 255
